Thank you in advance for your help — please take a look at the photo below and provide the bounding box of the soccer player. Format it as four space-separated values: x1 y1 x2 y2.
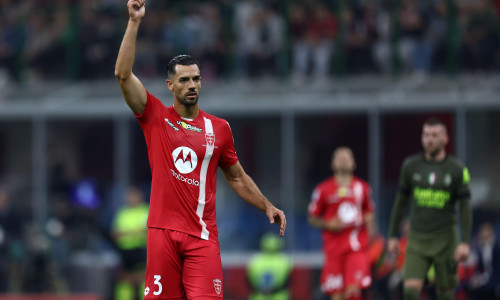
387 118 472 300
308 147 375 300
114 1 287 299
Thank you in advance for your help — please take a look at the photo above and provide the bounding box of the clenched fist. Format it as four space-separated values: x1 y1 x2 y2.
127 0 145 22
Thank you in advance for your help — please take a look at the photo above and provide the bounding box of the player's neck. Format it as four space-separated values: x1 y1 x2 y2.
424 149 446 163
174 102 199 120
334 173 352 185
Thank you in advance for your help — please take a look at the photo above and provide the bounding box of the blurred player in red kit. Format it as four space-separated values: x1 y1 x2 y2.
308 147 375 300
114 1 287 299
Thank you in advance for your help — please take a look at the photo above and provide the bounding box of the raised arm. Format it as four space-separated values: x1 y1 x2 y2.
221 162 286 237
115 0 147 115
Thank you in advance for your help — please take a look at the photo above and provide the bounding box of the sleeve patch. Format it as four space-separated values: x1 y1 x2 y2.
462 168 470 185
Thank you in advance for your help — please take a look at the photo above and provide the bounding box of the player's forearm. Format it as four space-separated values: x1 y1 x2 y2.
459 197 472 244
115 19 141 80
230 173 270 212
364 212 374 225
364 212 375 235
388 193 409 237
308 216 325 229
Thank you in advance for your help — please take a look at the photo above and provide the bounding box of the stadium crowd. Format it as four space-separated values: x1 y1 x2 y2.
1 0 500 83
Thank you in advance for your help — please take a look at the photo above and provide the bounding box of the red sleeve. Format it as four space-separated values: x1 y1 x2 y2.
218 121 239 169
362 182 375 214
308 186 324 217
134 91 162 125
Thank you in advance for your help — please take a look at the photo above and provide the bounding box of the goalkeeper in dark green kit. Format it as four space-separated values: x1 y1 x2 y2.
387 118 472 300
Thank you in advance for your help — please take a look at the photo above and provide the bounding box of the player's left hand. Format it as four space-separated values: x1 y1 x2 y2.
266 206 286 237
454 242 470 262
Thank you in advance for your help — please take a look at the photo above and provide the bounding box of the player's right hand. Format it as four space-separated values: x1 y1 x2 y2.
387 238 399 255
127 0 145 22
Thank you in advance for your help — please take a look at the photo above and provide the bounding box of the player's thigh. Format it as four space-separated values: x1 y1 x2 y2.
434 232 459 289
343 251 372 290
403 249 432 282
144 228 185 299
182 237 223 299
433 256 458 289
320 253 344 295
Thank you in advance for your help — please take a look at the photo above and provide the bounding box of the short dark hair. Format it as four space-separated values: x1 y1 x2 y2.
167 55 200 78
424 117 447 133
424 117 446 128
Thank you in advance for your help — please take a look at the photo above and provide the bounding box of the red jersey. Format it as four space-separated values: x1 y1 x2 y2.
309 176 375 255
136 92 238 243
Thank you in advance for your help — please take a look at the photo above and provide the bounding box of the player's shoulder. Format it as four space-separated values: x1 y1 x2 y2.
353 176 370 187
200 110 231 128
444 155 468 174
402 153 424 168
445 155 466 168
316 176 334 190
146 90 164 104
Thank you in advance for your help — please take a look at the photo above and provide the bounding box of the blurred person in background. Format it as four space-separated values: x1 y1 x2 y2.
290 3 338 83
366 219 409 300
21 223 66 293
0 12 22 82
469 222 500 300
308 147 375 300
343 1 378 74
79 1 120 79
234 0 284 78
233 0 261 77
0 186 24 292
112 186 149 300
371 0 392 74
247 232 293 300
397 0 433 79
459 0 500 72
387 118 472 300
386 219 410 300
425 1 448 73
21 1 74 81
365 222 387 300
114 1 286 299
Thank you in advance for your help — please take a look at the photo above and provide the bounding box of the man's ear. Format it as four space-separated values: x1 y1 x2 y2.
167 79 173 92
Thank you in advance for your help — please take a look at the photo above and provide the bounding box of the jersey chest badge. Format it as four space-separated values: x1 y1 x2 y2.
444 173 452 186
428 172 436 185
205 132 215 147
412 173 421 182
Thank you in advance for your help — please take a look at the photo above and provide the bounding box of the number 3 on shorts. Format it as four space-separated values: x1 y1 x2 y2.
153 275 162 295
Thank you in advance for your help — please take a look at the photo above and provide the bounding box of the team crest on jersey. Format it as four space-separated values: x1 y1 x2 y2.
428 172 436 185
213 279 222 295
205 133 215 147
444 173 452 186
413 173 421 182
